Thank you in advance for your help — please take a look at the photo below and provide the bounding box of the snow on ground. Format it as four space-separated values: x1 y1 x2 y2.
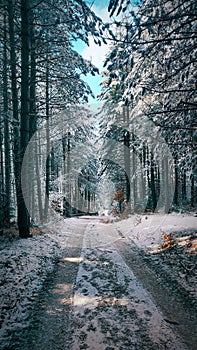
0 218 81 349
69 214 197 349
0 234 58 348
0 213 196 349
115 212 197 250
71 244 186 349
115 213 197 301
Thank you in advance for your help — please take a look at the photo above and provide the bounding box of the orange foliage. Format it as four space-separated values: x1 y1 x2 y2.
30 227 43 235
188 238 197 254
161 234 175 249
113 189 125 202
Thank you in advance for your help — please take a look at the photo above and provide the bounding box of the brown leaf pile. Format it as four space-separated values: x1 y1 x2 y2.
161 234 175 249
30 227 43 235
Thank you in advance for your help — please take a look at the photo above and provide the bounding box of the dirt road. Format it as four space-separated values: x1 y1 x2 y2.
10 217 196 350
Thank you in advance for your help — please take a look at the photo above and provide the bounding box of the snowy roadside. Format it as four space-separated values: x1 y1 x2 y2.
114 212 197 251
115 212 197 305
0 234 57 348
0 218 80 349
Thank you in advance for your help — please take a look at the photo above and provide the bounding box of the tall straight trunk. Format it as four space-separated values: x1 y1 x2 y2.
163 156 169 214
67 131 71 216
44 59 50 220
191 173 194 207
157 167 160 203
174 157 179 206
19 0 31 237
123 106 130 206
35 138 43 222
142 142 146 206
132 131 136 211
29 25 36 140
182 169 186 203
50 144 55 190
29 13 37 221
145 146 152 212
62 135 66 192
3 12 11 225
150 151 157 210
62 132 71 218
0 130 4 230
8 0 21 228
75 178 80 213
146 146 150 189
139 145 145 209
87 173 90 213
190 126 195 207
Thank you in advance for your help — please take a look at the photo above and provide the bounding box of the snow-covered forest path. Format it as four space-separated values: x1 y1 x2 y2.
9 216 196 350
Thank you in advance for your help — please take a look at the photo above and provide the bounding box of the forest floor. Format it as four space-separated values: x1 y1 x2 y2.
0 212 196 350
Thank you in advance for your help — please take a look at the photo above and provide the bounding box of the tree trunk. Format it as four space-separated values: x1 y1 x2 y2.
123 106 131 206
3 12 11 226
163 156 169 214
29 10 37 220
191 173 194 208
19 0 31 237
44 59 50 220
150 151 157 210
35 138 44 223
139 144 146 210
50 144 55 191
182 169 186 203
0 130 4 230
174 157 179 206
8 0 22 232
66 131 71 216
131 131 136 212
87 173 90 213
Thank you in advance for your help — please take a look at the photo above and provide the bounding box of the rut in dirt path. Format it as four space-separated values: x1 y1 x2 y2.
9 220 88 350
114 238 197 350
10 218 194 350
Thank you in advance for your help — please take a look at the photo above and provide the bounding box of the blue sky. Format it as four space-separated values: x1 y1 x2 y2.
73 1 139 104
86 0 108 9
73 1 110 103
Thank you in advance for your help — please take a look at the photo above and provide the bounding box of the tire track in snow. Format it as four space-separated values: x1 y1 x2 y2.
114 236 197 350
10 219 89 350
70 221 188 350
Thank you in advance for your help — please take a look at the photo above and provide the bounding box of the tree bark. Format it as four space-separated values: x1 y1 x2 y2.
3 12 11 225
150 151 157 210
132 131 137 211
174 157 179 206
123 106 131 206
8 0 22 232
35 137 44 223
66 131 71 217
0 128 4 230
28 9 37 221
19 0 31 237
44 59 50 220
